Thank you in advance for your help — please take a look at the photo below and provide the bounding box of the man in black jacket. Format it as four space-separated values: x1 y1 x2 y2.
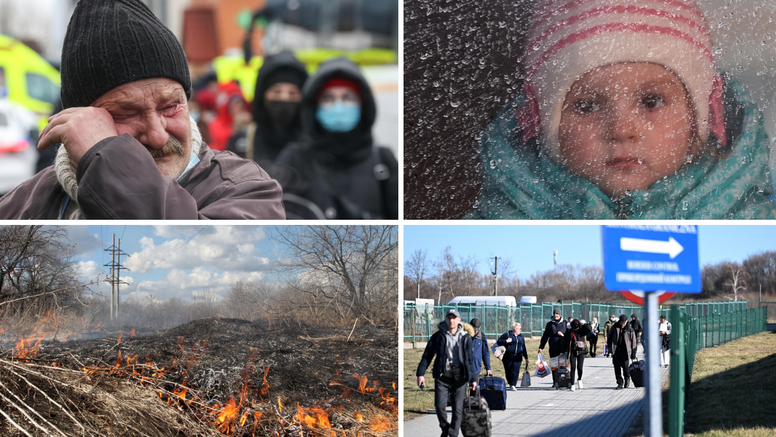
417 309 477 437
608 315 638 389
538 307 567 389
630 314 643 349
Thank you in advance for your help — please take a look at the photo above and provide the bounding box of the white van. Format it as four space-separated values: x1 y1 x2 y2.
518 296 538 304
447 296 517 307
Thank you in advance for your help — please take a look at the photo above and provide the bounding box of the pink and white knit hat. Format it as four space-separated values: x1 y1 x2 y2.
519 0 723 157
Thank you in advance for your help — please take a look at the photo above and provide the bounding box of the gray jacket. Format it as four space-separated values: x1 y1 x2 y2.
607 323 638 359
0 135 284 219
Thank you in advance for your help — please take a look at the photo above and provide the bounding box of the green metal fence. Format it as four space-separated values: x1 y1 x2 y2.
402 300 749 344
668 305 767 437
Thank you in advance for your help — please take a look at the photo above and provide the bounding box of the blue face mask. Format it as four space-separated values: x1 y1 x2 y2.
316 102 361 132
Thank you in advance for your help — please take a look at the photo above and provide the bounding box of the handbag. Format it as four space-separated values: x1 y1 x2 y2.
491 343 506 360
520 362 531 387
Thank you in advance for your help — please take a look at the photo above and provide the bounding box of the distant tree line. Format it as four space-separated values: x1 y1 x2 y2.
404 247 776 304
1 225 398 334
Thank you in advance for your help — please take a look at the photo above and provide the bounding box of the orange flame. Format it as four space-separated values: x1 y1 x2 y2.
278 395 283 413
173 387 188 400
214 399 240 433
369 416 394 432
130 329 136 338
258 365 271 396
355 411 364 422
353 374 368 393
15 331 44 360
294 404 335 436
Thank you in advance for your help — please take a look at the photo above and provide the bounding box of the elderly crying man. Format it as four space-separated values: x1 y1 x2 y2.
0 0 284 219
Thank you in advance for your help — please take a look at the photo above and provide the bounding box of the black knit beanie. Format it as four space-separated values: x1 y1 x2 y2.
60 0 192 109
264 67 307 92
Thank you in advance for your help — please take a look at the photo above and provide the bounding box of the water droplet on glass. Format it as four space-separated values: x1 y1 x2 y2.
490 160 498 169
450 101 460 108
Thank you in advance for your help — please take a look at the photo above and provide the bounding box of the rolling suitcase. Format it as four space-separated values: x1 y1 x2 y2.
556 355 571 388
461 386 491 437
478 376 507 410
629 359 645 387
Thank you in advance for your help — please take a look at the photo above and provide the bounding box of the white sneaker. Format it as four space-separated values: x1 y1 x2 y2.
569 384 575 392
578 381 583 390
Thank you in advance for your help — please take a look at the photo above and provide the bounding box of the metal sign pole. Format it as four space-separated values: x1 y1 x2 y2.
644 291 661 437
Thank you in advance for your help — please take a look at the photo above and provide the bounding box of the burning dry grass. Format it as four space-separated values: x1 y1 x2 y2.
0 358 218 437
0 317 398 437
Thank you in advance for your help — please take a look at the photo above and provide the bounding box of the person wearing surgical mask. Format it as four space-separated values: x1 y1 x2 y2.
227 51 308 173
276 57 398 219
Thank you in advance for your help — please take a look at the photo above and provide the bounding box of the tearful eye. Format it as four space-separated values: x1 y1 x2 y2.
640 94 664 109
573 99 600 114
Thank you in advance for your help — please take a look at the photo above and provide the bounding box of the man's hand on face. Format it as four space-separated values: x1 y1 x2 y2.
38 107 119 169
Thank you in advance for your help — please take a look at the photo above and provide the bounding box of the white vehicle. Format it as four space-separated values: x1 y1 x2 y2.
414 298 434 307
447 296 517 307
518 296 538 304
0 99 38 195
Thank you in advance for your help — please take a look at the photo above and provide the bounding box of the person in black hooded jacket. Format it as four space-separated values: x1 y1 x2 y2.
538 307 568 389
227 51 308 174
275 57 398 219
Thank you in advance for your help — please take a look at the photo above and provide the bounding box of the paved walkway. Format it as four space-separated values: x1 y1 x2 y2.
405 347 669 437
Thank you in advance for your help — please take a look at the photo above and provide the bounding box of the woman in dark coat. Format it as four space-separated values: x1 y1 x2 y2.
496 321 529 389
275 57 398 219
226 50 308 173
564 319 592 391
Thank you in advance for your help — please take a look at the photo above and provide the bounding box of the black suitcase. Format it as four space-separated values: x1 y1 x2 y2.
629 360 645 387
556 355 571 388
461 386 491 437
478 376 507 410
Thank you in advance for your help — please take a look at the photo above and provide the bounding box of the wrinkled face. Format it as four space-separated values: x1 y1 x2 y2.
264 82 302 102
318 86 361 108
558 62 698 197
93 78 192 179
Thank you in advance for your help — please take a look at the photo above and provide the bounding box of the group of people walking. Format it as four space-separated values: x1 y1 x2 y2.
415 308 673 437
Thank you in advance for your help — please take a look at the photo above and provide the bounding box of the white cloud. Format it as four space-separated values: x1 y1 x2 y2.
125 226 270 273
124 268 266 302
76 260 104 282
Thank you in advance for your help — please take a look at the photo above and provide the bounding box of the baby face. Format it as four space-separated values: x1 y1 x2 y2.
558 63 698 197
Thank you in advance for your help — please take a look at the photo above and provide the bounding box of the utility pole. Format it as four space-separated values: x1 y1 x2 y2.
490 256 499 296
104 233 128 323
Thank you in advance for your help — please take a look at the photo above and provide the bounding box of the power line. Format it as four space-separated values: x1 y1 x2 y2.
104 233 129 323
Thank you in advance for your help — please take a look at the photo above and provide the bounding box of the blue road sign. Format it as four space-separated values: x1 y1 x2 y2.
602 225 701 293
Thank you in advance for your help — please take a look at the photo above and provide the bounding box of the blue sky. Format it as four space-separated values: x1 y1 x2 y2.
403 225 776 279
67 225 283 303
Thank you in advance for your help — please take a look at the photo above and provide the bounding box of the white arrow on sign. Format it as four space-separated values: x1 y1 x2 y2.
620 237 684 259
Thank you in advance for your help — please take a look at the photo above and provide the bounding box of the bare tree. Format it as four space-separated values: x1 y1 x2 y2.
272 226 397 325
405 249 428 299
724 266 748 302
0 226 83 321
